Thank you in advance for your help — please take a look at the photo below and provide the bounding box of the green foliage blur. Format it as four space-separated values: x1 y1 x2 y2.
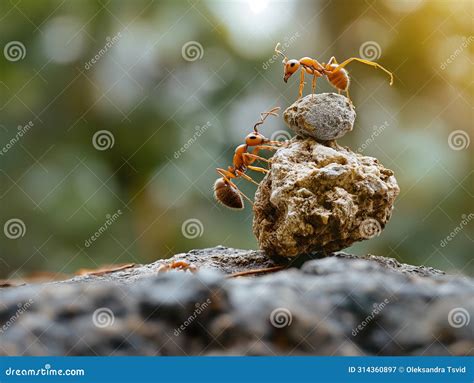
0 0 472 279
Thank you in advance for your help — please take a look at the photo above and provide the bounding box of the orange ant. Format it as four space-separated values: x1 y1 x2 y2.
275 43 394 103
157 260 197 273
214 107 285 210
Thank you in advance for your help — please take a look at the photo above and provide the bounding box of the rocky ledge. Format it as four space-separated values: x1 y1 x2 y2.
0 247 472 356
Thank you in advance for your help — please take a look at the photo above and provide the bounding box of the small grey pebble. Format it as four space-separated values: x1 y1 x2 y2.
284 93 356 141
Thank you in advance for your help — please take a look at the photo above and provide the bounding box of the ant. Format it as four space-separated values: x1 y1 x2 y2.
157 260 197 273
274 43 394 103
214 107 286 210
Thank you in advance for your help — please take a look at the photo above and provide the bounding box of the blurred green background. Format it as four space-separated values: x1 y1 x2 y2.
0 0 472 279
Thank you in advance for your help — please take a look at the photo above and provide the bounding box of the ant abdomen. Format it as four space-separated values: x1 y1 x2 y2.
213 178 244 210
326 66 349 91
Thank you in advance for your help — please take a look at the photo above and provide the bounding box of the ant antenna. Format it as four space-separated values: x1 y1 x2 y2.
275 43 288 64
253 107 280 132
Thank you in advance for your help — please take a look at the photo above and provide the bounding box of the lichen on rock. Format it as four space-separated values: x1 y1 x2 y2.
284 93 356 140
253 137 400 258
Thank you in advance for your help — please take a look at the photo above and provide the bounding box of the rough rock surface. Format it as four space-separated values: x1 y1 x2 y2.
1 247 472 356
284 93 356 140
253 137 400 258
59 246 283 285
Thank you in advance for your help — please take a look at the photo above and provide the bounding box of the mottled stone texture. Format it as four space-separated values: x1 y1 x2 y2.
253 138 399 258
284 93 356 140
1 247 472 356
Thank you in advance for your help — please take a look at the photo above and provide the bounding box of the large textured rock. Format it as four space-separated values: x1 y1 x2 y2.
284 93 356 140
253 137 399 257
1 247 472 356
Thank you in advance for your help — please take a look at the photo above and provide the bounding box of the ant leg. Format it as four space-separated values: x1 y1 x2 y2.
237 188 254 206
327 56 338 65
235 170 260 186
216 168 236 183
345 88 353 106
247 165 269 174
298 70 305 99
243 153 272 164
243 153 273 170
332 57 394 85
311 74 318 98
256 144 286 151
244 146 277 169
265 142 287 147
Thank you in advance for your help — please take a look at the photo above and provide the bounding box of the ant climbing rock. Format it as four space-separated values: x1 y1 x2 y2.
275 43 394 103
214 107 287 210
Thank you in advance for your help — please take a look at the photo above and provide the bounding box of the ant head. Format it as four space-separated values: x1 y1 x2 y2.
284 60 300 82
274 42 299 82
245 132 266 146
